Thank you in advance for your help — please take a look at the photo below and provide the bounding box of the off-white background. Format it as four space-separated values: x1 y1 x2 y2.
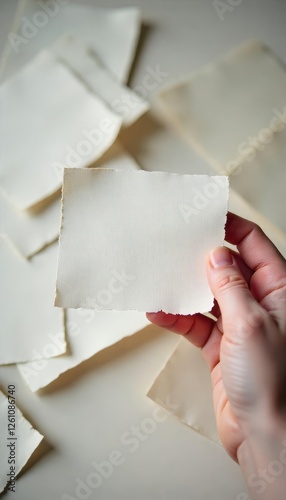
1 1 285 499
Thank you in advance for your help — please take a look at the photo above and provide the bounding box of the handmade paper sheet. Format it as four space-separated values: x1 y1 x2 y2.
0 50 122 210
0 238 65 364
18 311 150 392
51 36 150 127
229 128 286 234
0 192 60 259
55 170 229 315
147 339 220 444
5 4 141 83
158 41 286 175
0 390 43 493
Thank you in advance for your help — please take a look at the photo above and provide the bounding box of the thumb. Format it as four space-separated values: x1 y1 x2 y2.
207 246 265 341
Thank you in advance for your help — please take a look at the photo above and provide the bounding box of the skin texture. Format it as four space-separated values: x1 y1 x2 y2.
147 213 286 472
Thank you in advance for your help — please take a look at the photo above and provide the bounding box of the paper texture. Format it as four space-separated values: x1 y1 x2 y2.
147 338 220 443
158 41 286 175
0 192 61 259
0 390 43 493
0 50 122 210
5 4 141 84
51 36 150 127
55 170 229 315
18 311 150 392
0 238 65 364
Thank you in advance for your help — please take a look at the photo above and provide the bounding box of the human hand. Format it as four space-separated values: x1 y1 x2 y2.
147 213 286 466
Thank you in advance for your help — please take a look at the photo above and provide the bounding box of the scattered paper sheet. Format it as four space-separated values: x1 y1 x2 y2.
158 41 286 175
55 170 229 315
0 389 43 493
0 143 141 259
5 4 141 83
51 36 150 127
0 192 60 259
18 311 150 392
229 128 286 234
0 50 122 211
228 189 286 258
147 338 220 444
0 238 65 364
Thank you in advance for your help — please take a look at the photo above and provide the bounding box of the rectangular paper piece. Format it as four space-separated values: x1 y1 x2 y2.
55 170 229 315
147 339 220 444
0 390 43 493
0 50 122 210
52 36 150 127
18 311 150 392
0 238 65 364
5 5 141 84
158 41 286 175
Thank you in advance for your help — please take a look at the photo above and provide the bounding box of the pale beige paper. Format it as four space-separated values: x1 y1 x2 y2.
158 41 286 175
0 50 122 211
0 144 141 259
0 390 43 493
5 4 141 84
0 238 65 364
18 311 150 392
55 171 229 315
229 188 286 258
229 128 286 233
51 36 150 127
147 338 220 444
0 192 61 259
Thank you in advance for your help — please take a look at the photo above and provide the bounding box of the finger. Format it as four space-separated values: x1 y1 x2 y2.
225 213 286 328
146 311 221 371
207 246 268 344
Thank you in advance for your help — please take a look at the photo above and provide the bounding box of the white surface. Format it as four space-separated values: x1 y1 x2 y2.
1 0 286 499
55 170 228 314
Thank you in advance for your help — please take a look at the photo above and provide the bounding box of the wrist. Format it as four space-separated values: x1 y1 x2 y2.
237 419 286 500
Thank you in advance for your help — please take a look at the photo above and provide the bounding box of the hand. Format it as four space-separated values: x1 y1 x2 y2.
147 213 286 465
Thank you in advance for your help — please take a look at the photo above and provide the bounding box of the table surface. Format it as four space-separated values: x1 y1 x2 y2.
1 1 285 499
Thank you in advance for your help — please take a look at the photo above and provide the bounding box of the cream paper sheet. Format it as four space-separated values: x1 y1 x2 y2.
0 144 142 259
229 128 286 233
0 390 43 493
0 192 61 259
158 41 286 176
18 311 150 392
55 170 229 315
0 50 122 211
0 238 65 364
51 36 150 127
147 338 219 443
5 4 141 84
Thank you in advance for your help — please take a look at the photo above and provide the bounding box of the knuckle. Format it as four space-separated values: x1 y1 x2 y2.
216 273 247 292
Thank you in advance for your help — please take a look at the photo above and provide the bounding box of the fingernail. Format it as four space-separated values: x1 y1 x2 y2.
210 247 233 268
